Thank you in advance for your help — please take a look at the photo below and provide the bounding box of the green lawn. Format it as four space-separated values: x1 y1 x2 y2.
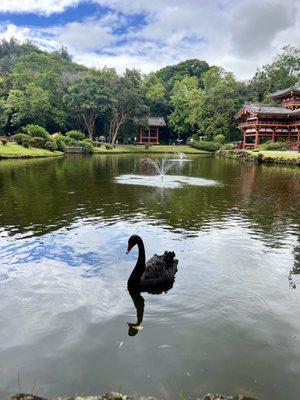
248 150 300 161
93 144 209 154
0 142 63 158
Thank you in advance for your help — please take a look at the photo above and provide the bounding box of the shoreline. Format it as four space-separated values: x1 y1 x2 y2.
0 143 209 160
217 149 300 166
0 143 63 159
8 392 256 400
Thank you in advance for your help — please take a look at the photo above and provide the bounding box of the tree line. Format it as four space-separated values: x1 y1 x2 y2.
0 38 299 144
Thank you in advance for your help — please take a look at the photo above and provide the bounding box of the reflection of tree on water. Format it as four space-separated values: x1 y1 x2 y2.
127 291 145 336
289 235 300 289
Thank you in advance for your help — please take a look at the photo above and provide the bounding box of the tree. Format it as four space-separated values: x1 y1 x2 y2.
0 38 41 73
168 75 200 136
109 69 148 145
142 72 167 116
5 83 53 128
156 59 210 91
249 45 300 102
9 52 66 130
64 73 113 140
192 67 244 141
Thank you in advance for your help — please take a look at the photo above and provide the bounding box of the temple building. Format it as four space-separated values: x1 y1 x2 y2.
236 83 300 150
138 117 166 144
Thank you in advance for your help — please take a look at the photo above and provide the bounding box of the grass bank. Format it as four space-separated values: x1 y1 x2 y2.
248 150 300 161
0 142 63 159
93 144 209 154
217 149 300 166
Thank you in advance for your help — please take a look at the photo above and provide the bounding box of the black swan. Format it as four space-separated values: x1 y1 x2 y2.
126 234 178 293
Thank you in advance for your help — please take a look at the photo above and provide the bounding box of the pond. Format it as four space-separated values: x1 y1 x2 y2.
0 154 299 400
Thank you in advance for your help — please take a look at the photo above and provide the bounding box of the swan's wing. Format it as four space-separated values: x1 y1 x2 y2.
143 252 178 281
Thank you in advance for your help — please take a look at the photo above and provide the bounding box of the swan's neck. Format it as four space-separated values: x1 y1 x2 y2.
128 239 145 288
136 239 145 269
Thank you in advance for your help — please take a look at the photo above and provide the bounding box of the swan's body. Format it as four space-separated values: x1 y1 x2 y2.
127 235 178 293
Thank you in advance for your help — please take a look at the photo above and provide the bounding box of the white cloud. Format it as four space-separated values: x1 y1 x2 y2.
0 0 80 15
0 0 299 79
52 20 114 51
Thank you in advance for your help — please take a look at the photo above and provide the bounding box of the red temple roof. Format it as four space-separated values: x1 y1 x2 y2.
269 83 300 99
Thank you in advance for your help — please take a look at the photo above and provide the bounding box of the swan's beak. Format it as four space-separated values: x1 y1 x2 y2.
126 245 132 254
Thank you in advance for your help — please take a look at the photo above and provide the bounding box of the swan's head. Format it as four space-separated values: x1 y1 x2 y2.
126 234 142 254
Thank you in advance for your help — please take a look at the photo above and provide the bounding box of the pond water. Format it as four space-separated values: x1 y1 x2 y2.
0 154 299 400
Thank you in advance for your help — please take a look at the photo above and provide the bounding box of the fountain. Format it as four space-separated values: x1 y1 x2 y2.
168 152 193 162
140 158 177 180
115 154 219 189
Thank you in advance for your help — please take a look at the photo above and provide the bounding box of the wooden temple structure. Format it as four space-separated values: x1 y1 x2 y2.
138 117 166 144
236 83 300 149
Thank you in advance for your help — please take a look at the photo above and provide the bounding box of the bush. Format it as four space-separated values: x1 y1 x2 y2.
93 141 102 148
257 141 290 151
20 124 50 140
22 136 36 148
44 141 58 151
105 144 113 150
30 137 45 148
220 143 235 150
56 136 67 152
80 139 94 154
1 139 8 145
214 134 226 144
65 130 85 141
64 136 78 146
190 140 221 152
13 133 27 145
144 144 152 149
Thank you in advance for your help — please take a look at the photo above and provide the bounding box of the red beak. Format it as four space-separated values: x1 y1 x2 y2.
126 244 133 254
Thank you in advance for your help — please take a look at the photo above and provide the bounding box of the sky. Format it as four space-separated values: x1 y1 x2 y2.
0 0 299 80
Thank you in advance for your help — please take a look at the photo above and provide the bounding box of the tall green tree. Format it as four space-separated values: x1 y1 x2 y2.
64 73 114 139
5 83 53 128
109 69 148 145
142 72 167 116
192 67 244 141
8 52 65 130
249 45 300 102
168 75 200 136
0 38 41 73
156 59 210 92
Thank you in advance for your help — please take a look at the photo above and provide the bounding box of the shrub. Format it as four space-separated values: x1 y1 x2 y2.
93 141 102 148
257 140 290 151
1 139 8 145
13 133 27 145
221 143 235 150
65 130 85 141
30 137 45 148
20 124 50 140
44 141 58 151
144 144 152 149
214 134 226 144
64 136 78 146
105 144 113 150
56 136 67 152
22 136 36 148
80 139 94 154
190 140 221 152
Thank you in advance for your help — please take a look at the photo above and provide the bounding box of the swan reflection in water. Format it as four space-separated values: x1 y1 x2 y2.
127 291 145 336
126 234 178 336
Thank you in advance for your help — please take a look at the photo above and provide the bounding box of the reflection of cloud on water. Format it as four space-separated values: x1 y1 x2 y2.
115 174 219 189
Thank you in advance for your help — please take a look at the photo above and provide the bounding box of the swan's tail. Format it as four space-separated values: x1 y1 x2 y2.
164 251 177 269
